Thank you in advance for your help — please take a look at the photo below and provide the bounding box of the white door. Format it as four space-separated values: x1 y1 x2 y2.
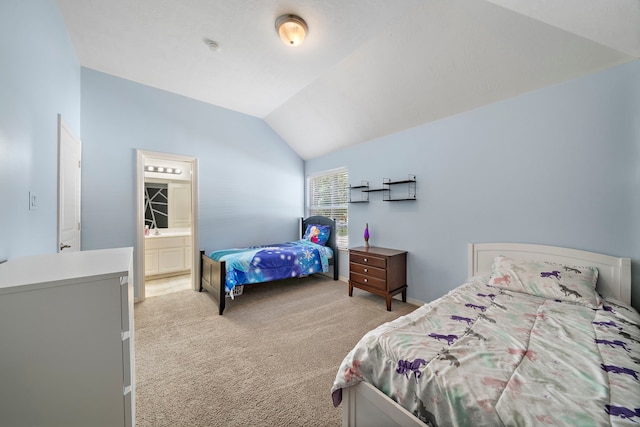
58 115 82 252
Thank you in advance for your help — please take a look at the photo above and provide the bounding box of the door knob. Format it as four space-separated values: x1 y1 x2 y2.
60 243 71 251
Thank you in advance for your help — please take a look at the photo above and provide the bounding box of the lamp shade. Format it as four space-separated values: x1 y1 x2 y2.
276 14 308 47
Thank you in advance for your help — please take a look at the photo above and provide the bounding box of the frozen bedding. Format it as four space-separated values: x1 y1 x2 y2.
209 239 333 294
331 272 640 426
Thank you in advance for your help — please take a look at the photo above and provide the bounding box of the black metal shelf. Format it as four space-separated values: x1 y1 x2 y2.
348 181 370 203
386 179 415 184
384 175 416 201
349 175 417 202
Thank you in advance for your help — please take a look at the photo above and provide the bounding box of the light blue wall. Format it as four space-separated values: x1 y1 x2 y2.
307 60 640 310
80 69 304 260
633 61 640 309
0 0 81 261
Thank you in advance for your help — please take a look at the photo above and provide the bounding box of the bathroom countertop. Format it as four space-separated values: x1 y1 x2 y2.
144 229 191 238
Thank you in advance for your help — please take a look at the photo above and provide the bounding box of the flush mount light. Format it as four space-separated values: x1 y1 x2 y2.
275 14 308 47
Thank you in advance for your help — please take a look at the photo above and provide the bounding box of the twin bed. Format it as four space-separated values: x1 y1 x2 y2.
332 243 639 426
200 216 338 315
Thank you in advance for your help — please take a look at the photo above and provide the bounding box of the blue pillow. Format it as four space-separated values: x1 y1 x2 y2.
303 224 331 246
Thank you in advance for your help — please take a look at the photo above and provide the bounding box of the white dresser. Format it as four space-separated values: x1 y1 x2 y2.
0 247 135 427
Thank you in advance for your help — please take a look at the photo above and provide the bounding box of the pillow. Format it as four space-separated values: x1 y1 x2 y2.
303 224 331 246
487 256 601 307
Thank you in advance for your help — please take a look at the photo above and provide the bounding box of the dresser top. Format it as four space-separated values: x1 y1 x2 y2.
350 246 407 257
0 247 133 291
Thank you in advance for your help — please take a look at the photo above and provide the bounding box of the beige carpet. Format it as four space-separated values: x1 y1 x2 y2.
134 275 418 426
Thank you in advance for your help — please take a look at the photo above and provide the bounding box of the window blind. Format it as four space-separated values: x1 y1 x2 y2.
307 168 348 249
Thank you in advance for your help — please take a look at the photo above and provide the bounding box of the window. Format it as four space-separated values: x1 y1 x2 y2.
307 168 348 249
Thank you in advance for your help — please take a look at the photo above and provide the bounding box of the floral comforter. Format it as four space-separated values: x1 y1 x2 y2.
209 240 332 294
331 276 640 426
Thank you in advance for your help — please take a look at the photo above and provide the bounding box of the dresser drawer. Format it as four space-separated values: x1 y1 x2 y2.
349 262 386 280
350 272 386 291
349 252 386 269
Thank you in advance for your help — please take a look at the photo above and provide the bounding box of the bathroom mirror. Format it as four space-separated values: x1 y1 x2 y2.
144 180 191 229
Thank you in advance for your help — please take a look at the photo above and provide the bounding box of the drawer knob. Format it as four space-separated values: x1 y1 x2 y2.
364 268 368 272
364 258 368 262
364 278 368 283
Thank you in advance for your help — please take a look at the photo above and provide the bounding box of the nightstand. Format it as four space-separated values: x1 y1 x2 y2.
349 246 407 311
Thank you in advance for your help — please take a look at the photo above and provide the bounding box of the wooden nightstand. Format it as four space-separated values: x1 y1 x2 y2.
349 246 407 311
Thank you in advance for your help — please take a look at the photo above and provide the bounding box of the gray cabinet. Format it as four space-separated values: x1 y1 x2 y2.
0 247 135 427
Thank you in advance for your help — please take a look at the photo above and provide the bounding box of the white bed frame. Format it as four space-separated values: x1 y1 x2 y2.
341 243 632 427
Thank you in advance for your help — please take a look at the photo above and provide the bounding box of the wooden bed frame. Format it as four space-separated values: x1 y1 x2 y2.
200 216 339 315
340 242 632 427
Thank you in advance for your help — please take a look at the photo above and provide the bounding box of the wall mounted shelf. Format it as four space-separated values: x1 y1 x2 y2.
349 175 417 203
383 174 416 201
348 181 370 203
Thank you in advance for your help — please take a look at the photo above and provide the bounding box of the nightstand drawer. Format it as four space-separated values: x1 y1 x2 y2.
349 262 386 280
349 253 386 269
350 272 386 291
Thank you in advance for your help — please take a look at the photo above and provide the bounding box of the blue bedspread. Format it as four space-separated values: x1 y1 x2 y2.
209 240 333 293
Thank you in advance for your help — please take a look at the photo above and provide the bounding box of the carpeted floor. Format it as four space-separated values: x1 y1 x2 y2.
134 275 418 426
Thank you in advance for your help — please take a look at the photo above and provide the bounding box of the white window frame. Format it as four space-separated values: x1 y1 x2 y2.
307 167 348 249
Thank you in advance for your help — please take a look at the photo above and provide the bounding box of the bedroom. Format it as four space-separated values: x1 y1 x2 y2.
0 0 638 425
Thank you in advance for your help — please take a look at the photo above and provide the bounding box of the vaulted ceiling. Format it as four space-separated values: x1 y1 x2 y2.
57 0 639 160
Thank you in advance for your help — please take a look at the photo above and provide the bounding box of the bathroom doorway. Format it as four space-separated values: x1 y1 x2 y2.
135 150 199 302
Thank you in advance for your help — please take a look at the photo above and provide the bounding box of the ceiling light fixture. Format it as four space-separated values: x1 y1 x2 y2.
145 165 182 175
275 14 308 47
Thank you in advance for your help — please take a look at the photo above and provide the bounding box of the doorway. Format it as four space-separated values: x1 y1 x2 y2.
135 150 199 302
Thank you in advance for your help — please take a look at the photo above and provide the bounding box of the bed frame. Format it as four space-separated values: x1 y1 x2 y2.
200 216 339 315
340 242 632 427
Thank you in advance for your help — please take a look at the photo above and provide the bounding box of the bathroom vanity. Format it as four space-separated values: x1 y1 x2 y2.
144 229 192 278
